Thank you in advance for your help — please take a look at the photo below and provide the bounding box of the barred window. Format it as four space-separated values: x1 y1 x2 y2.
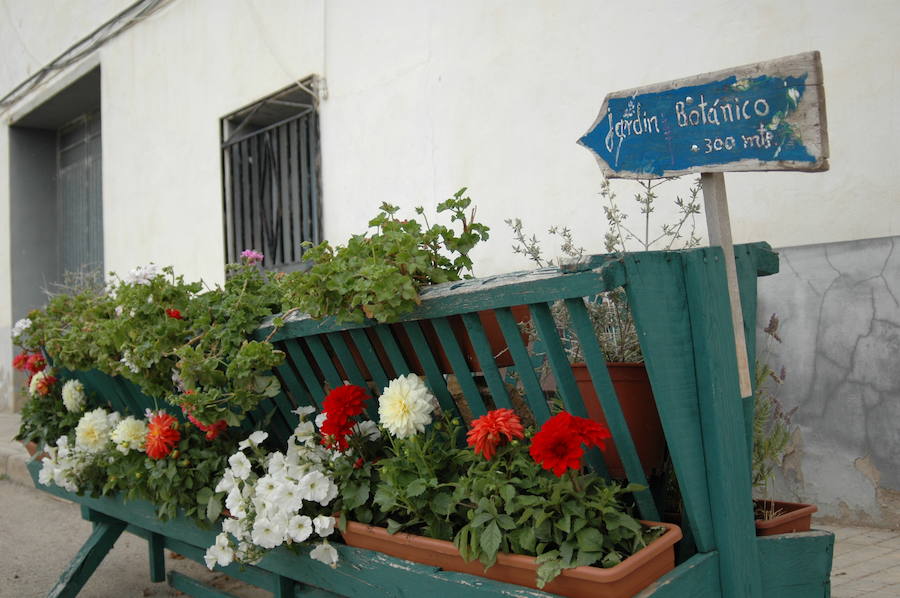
221 79 321 271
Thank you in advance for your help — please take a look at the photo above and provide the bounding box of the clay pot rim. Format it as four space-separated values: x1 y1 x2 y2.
343 519 682 583
753 499 818 530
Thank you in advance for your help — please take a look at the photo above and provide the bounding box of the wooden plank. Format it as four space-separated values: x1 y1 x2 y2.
494 306 551 425
400 321 460 418
168 570 240 598
461 311 513 410
48 518 126 598
149 531 166 583
283 339 326 406
274 360 315 411
564 298 658 520
702 172 752 398
271 391 301 431
373 324 411 376
757 531 833 592
432 317 487 418
735 244 764 459
306 335 344 391
348 329 390 394
623 252 716 552
683 247 761 598
636 552 721 598
324 332 377 419
579 51 828 178
164 536 277 591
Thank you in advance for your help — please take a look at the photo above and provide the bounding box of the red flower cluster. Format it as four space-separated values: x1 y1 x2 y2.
320 384 370 451
34 374 58 396
145 412 181 459
529 412 611 477
165 308 183 320
183 409 228 441
467 408 525 460
12 352 46 374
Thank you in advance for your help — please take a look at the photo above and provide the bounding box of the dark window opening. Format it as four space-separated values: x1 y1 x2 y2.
221 79 322 271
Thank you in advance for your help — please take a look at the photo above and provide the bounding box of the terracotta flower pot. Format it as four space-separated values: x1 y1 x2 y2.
341 520 682 598
754 499 817 536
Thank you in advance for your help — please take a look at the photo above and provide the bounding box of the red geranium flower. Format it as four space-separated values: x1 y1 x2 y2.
320 384 369 451
529 412 611 477
145 411 181 459
467 408 525 460
185 411 228 440
25 353 46 373
12 352 29 371
165 308 183 320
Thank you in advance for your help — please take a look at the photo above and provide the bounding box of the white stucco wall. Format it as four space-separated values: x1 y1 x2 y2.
2 0 899 411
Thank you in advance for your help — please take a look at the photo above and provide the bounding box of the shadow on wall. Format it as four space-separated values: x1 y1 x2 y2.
757 235 900 528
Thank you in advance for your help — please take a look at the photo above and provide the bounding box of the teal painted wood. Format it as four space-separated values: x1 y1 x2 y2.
494 306 551 425
324 333 371 401
623 252 716 552
461 311 513 410
270 392 301 431
274 362 316 411
431 316 488 418
564 297 659 521
306 336 344 391
757 531 834 596
164 536 279 592
400 321 459 417
48 516 126 598
168 571 240 598
149 531 166 582
347 329 390 393
283 339 326 406
252 400 292 445
275 575 295 598
636 552 721 598
683 247 761 598
373 324 411 376
80 369 127 415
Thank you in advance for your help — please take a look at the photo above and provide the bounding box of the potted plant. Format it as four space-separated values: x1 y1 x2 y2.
752 314 817 536
507 177 703 478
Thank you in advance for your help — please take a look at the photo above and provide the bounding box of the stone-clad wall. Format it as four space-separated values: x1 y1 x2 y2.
757 235 900 527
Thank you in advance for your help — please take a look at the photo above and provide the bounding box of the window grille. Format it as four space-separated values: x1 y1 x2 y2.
221 80 321 271
58 111 103 276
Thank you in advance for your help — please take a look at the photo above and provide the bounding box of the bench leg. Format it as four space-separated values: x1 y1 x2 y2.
48 517 126 598
148 532 166 582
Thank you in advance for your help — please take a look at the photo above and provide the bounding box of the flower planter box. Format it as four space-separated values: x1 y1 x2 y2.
754 500 817 536
341 520 682 598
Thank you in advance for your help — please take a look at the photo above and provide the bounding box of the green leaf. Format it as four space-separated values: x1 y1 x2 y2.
496 514 516 531
500 484 516 502
206 493 223 522
576 527 605 552
196 486 213 505
480 521 502 559
430 492 455 516
471 512 494 529
386 519 403 535
406 479 428 498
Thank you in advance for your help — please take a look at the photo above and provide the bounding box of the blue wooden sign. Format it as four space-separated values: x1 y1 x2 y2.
579 52 829 179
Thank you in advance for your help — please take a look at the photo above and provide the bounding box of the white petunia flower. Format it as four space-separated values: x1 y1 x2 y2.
11 318 31 338
287 515 313 543
378 374 436 439
215 469 236 494
297 470 330 504
251 517 285 549
75 408 115 452
353 420 381 442
204 533 235 569
309 542 339 567
61 380 86 413
238 430 269 450
293 405 316 418
313 515 335 537
110 416 147 454
228 452 252 480
314 412 328 430
292 421 315 443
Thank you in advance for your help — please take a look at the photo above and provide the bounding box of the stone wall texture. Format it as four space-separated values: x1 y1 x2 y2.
757 235 900 527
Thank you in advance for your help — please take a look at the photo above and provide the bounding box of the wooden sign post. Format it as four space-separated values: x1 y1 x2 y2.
579 51 828 398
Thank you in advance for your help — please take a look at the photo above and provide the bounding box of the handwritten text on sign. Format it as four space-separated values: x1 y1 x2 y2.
578 52 828 178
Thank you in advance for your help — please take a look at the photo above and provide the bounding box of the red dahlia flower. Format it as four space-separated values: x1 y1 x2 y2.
320 384 369 451
529 412 611 477
165 308 183 320
467 408 525 460
145 412 181 459
35 374 57 396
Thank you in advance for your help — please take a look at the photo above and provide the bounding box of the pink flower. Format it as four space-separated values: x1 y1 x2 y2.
240 249 264 264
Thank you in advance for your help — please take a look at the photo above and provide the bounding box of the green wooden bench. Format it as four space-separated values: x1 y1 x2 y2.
27 242 834 598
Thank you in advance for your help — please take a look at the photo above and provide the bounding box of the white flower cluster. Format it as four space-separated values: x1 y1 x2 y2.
378 373 436 438
119 350 141 374
61 380 86 413
124 263 159 285
38 435 87 492
11 317 31 338
75 408 120 453
204 408 340 570
110 416 148 454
